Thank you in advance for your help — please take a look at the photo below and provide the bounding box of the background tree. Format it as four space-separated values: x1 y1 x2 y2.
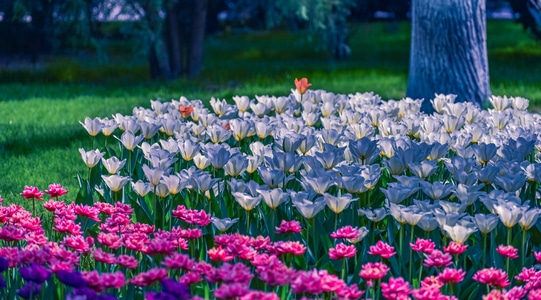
280 0 358 59
407 0 490 111
228 0 358 59
120 0 209 79
0 0 56 62
2 0 540 86
509 0 541 39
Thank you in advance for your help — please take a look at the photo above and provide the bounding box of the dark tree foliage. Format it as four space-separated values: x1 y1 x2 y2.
508 0 541 39
105 0 212 79
0 0 210 79
0 0 539 80
121 0 210 79
0 0 55 60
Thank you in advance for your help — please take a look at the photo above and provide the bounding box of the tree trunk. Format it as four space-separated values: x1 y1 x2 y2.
188 0 208 77
166 2 183 77
148 44 161 80
154 37 173 79
144 3 172 80
332 18 350 59
407 0 490 112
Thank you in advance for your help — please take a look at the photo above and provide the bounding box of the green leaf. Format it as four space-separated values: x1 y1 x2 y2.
128 195 154 226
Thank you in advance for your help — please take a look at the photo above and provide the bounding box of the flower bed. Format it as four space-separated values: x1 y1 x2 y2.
2 80 541 299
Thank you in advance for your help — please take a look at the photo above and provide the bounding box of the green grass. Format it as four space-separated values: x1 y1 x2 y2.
0 20 540 205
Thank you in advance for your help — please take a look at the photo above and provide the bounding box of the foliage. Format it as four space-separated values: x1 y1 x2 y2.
508 0 541 40
231 0 358 58
289 0 358 58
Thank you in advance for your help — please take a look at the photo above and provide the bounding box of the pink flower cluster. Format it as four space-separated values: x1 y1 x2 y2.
20 184 68 201
5 184 541 299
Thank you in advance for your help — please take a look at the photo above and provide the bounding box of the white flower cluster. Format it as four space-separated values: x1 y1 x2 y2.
80 90 541 241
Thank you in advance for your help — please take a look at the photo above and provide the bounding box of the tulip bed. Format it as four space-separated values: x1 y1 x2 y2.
3 81 541 299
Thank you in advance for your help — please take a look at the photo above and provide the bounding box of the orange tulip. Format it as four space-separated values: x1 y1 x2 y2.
294 78 312 95
179 105 194 118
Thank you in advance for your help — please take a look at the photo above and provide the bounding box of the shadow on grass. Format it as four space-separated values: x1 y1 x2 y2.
0 124 87 156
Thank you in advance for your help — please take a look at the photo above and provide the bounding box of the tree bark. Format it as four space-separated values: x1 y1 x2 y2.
407 0 490 112
188 0 208 77
144 3 172 80
148 44 161 80
166 2 183 77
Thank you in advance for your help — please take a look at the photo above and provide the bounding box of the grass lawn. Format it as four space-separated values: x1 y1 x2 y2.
0 20 540 206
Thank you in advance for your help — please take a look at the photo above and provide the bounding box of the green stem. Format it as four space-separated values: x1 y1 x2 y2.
270 208 276 239
204 284 210 299
408 226 414 282
507 226 512 246
312 218 318 263
463 251 467 272
522 230 527 267
281 285 289 299
483 234 487 268
306 219 310 250
399 223 404 260
506 257 510 276
354 250 358 272
153 189 157 226
375 279 381 300
418 256 424 287
128 151 132 176
507 226 512 276
335 212 339 232
246 210 250 234
82 218 89 234
209 194 212 215
341 258 347 282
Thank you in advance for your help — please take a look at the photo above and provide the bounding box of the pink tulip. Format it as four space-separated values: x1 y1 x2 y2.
275 220 303 234
330 225 361 239
443 241 468 255
208 246 235 262
437 268 466 284
44 183 68 198
424 250 453 268
410 238 436 254
381 277 411 300
130 268 168 287
496 244 519 259
20 186 44 201
329 243 357 260
368 241 396 259
359 262 390 281
472 268 510 288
